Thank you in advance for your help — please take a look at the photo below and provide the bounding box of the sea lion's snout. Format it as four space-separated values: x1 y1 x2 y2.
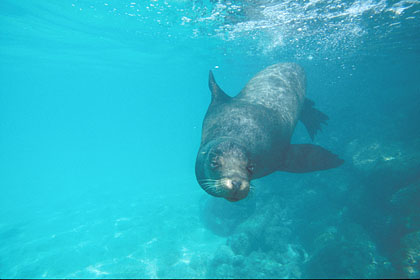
197 177 250 201
223 178 250 202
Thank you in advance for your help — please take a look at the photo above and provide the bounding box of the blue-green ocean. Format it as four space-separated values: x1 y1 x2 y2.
1 0 419 278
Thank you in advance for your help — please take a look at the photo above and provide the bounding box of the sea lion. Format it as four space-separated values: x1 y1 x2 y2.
195 63 343 202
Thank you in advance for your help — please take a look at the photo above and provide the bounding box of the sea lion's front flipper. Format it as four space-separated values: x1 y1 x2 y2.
299 98 329 141
280 144 344 173
209 70 231 104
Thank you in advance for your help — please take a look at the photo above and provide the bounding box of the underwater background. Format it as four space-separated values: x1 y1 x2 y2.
1 0 419 278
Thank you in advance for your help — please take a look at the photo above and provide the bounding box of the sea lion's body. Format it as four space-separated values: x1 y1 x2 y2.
196 63 343 202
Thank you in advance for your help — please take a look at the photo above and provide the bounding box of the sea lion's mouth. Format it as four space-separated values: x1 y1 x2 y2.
222 178 250 202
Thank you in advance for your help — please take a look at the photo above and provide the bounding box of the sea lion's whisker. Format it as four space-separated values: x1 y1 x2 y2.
202 184 212 190
199 178 219 182
202 185 216 191
202 184 221 193
199 182 219 186
200 181 222 187
201 181 221 187
248 183 256 195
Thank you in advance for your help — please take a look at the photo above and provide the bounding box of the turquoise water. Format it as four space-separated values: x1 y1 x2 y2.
1 0 420 278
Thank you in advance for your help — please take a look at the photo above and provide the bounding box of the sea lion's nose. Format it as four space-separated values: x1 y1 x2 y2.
232 180 241 191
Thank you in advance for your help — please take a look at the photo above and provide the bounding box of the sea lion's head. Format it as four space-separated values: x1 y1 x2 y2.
195 139 254 202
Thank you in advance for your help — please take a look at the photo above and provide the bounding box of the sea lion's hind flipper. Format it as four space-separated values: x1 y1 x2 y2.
280 144 344 173
299 98 329 141
209 70 231 104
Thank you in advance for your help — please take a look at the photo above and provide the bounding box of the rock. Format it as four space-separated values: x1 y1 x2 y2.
390 179 420 232
227 232 253 256
391 180 420 213
346 139 420 186
261 225 291 254
398 231 420 279
243 251 287 278
304 223 394 278
206 245 235 278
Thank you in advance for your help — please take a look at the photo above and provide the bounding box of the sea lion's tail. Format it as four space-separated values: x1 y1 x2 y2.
299 98 329 141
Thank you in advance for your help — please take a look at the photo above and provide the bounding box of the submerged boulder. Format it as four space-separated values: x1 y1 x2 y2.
391 179 420 232
346 139 420 186
304 223 394 278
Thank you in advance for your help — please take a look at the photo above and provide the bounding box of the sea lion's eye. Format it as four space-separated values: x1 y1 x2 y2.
210 158 219 169
247 164 255 174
